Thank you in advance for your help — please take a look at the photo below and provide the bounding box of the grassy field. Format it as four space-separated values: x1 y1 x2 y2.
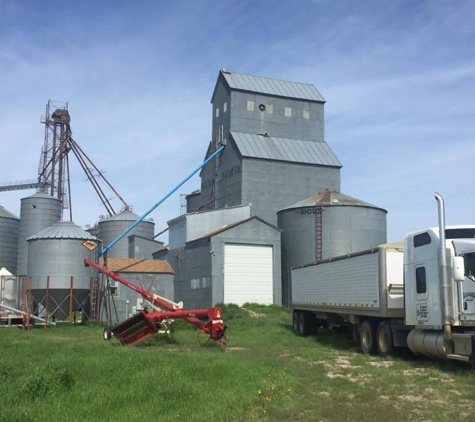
1 304 475 422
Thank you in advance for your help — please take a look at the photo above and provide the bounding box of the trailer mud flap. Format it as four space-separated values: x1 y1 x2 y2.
471 334 475 371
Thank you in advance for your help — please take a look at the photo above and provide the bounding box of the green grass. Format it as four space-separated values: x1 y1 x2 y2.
1 304 474 421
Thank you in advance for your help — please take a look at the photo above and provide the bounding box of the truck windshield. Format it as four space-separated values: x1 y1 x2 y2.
464 252 475 282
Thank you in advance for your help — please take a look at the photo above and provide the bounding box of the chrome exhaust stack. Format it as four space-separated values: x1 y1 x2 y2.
435 192 454 342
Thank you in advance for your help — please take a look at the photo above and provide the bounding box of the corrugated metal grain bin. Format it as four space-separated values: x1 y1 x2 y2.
277 189 387 306
17 192 62 276
0 205 20 275
27 221 97 318
98 209 154 258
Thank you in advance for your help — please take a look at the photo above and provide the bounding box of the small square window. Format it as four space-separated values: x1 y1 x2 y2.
215 108 219 118
224 102 227 113
266 104 273 114
285 107 292 117
109 280 119 296
416 267 426 294
303 110 310 119
247 101 254 111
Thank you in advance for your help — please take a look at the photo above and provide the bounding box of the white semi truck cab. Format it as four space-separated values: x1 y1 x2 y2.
291 193 475 366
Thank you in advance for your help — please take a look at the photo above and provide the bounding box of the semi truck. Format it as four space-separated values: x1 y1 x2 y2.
291 193 475 366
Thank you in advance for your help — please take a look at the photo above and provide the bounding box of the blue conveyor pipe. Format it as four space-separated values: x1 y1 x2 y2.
100 144 225 256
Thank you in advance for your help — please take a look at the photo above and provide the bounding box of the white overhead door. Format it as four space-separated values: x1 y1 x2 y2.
224 244 273 305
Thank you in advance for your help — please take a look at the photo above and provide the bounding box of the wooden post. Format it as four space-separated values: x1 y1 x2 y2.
45 276 49 328
89 277 93 322
69 276 74 324
96 277 102 323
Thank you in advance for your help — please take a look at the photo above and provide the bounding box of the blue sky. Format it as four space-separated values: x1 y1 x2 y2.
0 0 474 242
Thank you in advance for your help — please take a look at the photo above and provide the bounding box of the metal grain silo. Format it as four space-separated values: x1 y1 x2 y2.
277 189 387 306
17 192 62 276
0 205 20 275
97 209 154 258
27 221 97 319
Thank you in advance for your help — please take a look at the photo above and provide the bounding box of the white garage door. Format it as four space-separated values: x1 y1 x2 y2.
224 244 274 305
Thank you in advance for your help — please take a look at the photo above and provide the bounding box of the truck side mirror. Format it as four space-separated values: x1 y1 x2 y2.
452 256 465 282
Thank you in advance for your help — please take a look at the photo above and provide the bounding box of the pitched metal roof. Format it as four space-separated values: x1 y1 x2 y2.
219 69 325 102
0 205 19 220
98 257 174 274
280 189 387 212
100 209 140 222
188 216 280 243
27 221 97 241
231 132 341 167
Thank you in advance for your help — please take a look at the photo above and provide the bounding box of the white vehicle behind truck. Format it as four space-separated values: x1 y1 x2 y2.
291 193 475 366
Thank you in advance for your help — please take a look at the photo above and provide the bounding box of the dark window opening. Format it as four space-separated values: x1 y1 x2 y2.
414 232 431 247
416 267 426 294
446 228 475 239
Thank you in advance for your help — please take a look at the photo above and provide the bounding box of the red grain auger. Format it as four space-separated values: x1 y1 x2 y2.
85 258 227 346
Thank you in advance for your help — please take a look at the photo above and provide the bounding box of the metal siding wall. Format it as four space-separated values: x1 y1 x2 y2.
98 219 154 258
292 253 380 307
0 215 19 274
168 218 187 250
186 206 250 242
242 159 341 226
171 240 213 310
186 193 202 213
128 236 164 259
101 272 175 322
323 207 387 258
17 194 62 276
230 92 324 142
200 140 243 210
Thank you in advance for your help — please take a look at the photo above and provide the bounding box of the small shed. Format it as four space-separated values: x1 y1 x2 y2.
167 216 281 309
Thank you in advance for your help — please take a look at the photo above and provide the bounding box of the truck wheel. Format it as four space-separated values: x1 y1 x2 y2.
298 312 310 336
376 321 394 357
308 314 318 336
103 327 112 341
360 320 377 354
292 311 300 333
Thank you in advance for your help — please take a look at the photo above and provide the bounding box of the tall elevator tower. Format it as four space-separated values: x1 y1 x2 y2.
38 100 72 214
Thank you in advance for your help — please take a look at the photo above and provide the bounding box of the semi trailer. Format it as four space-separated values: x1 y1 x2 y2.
291 193 475 366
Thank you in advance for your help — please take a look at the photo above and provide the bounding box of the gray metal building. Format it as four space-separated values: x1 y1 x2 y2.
128 235 164 259
0 205 20 275
277 189 387 306
98 257 174 323
27 221 97 319
155 215 281 310
167 204 251 250
98 209 155 258
193 69 342 226
17 192 62 276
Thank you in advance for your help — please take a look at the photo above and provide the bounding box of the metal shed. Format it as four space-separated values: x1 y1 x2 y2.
168 215 282 309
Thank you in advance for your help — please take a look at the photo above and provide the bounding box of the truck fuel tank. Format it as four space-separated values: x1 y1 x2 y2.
407 329 451 360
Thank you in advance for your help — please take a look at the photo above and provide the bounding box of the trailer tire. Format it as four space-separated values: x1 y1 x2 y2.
298 312 310 336
360 320 377 355
103 327 112 341
292 311 300 333
376 321 394 357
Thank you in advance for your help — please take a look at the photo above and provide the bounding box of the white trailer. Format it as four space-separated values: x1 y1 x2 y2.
291 194 475 366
